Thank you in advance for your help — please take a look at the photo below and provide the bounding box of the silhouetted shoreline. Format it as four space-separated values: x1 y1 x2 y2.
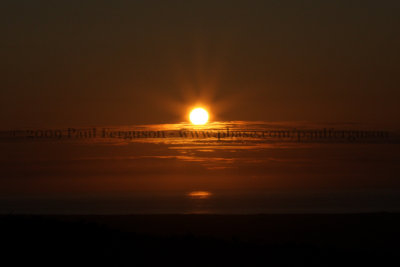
2 213 399 266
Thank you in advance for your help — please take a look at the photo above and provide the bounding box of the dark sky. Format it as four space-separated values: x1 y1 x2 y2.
1 0 399 128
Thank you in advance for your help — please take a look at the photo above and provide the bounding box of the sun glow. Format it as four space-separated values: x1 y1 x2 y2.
189 108 209 125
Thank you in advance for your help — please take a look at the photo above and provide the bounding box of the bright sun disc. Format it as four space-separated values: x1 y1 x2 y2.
189 108 209 125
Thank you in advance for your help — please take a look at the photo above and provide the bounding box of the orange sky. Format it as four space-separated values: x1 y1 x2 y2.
1 1 399 128
0 1 399 213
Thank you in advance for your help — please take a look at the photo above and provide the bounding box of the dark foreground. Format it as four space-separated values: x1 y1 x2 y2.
1 214 399 266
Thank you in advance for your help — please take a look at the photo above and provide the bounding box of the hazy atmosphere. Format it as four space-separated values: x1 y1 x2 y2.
1 1 399 128
1 2 399 265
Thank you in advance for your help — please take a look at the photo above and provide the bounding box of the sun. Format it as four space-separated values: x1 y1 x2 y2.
189 108 209 125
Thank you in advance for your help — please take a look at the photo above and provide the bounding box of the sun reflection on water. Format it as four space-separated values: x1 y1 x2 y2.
187 191 212 199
